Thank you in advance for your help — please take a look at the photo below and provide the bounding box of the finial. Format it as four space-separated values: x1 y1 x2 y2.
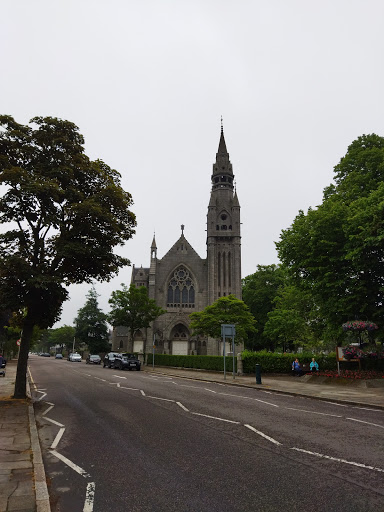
181 224 184 235
221 116 223 134
234 179 237 192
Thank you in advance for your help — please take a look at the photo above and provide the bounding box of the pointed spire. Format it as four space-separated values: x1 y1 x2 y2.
218 116 228 155
151 232 157 249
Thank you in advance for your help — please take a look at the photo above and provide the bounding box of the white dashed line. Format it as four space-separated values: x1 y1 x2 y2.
45 417 65 428
290 447 384 473
325 402 348 407
353 407 384 412
146 396 175 402
42 405 54 416
218 392 279 407
112 375 127 379
176 402 189 412
285 407 342 418
140 390 146 396
244 424 282 446
192 412 240 424
346 417 384 429
51 427 65 450
94 377 107 382
120 386 139 391
50 450 90 477
83 482 96 512
204 388 217 393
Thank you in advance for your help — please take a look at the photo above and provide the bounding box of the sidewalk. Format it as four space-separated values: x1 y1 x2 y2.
144 365 384 409
0 361 50 512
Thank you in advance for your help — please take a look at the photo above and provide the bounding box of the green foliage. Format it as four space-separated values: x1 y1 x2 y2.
146 353 237 372
189 294 256 343
108 284 165 342
242 264 286 350
0 115 136 397
75 288 110 353
241 350 337 374
277 133 384 340
48 325 76 351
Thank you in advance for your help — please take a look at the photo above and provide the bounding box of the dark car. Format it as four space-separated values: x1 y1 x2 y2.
86 354 101 365
41 353 51 357
103 352 122 368
55 354 63 359
114 353 141 371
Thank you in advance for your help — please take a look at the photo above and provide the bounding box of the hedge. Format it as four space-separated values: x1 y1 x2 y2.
241 350 337 374
146 353 236 372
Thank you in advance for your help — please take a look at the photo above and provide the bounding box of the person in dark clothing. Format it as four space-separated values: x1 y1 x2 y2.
292 358 303 376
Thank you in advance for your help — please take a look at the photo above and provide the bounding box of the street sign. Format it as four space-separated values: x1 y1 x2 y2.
16 339 21 346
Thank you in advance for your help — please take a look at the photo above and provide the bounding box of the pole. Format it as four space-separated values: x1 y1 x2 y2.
232 333 235 379
223 334 226 380
152 333 155 370
72 337 75 354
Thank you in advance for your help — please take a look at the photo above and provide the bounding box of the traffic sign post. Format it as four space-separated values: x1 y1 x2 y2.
221 324 236 380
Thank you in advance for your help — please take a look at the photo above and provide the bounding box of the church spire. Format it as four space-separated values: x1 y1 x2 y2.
217 117 228 155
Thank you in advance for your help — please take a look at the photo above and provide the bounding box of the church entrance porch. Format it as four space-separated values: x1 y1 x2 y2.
170 323 190 355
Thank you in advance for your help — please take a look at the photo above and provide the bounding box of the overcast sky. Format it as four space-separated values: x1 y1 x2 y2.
2 0 384 327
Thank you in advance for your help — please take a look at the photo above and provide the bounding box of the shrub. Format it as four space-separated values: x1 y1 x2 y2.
146 353 236 372
241 350 337 374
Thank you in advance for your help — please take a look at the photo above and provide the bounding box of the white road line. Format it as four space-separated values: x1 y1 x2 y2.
324 402 348 407
50 427 65 450
83 482 96 512
84 374 92 377
109 382 121 387
244 424 282 446
204 388 217 393
140 390 146 396
353 407 384 412
36 391 47 401
120 386 139 391
112 375 127 379
176 402 189 412
290 447 384 473
218 392 279 408
42 405 54 416
94 377 107 382
50 450 90 477
346 417 384 429
192 412 240 424
28 367 36 390
146 396 175 402
179 385 203 389
285 407 342 418
44 401 54 406
45 417 65 428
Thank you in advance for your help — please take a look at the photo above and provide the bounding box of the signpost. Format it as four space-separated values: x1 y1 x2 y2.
221 324 236 380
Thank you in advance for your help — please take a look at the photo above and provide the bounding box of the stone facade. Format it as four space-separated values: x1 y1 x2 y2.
112 127 242 356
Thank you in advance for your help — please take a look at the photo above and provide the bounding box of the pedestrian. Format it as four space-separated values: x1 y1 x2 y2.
310 357 319 372
292 358 303 377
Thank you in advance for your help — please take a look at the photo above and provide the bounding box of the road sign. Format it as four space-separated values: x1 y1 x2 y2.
16 339 21 346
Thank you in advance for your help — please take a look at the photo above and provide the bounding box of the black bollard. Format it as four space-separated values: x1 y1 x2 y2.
255 364 262 384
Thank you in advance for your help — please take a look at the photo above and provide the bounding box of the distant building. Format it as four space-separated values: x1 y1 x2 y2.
112 126 242 356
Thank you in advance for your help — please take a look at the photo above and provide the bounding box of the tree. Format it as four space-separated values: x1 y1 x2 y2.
242 264 286 350
108 284 166 348
189 295 256 343
74 288 110 353
277 134 384 340
0 116 136 398
49 325 76 353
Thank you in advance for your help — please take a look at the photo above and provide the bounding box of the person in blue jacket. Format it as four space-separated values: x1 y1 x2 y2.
292 358 303 376
310 357 319 372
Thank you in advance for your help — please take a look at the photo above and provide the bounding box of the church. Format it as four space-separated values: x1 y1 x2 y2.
111 126 242 356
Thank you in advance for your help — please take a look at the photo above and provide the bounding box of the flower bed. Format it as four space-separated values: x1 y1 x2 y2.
312 369 384 380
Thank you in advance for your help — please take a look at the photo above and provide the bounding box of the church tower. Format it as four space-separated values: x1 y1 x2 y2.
207 125 241 304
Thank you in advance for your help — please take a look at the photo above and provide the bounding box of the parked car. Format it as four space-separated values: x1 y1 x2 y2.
114 353 141 371
68 353 82 362
103 352 122 368
86 354 101 365
55 354 63 359
41 353 51 357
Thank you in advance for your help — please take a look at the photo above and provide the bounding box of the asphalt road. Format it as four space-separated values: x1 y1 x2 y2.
29 355 384 512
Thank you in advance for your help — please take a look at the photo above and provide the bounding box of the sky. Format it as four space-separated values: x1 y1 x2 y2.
1 0 384 327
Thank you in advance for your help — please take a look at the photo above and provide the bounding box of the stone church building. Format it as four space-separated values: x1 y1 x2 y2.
112 127 242 356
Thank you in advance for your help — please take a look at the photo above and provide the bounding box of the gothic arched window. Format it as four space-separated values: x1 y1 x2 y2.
167 267 195 308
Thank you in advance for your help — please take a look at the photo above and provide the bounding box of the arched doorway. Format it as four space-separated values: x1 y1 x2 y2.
170 324 189 355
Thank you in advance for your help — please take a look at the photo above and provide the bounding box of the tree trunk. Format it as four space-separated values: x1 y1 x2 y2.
13 320 34 399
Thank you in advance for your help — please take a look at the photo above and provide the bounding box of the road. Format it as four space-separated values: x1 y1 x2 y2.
29 355 384 512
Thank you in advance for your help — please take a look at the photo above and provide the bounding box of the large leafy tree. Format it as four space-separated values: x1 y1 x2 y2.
189 295 256 344
277 134 384 339
75 288 110 353
108 284 166 348
242 264 286 350
0 116 136 397
49 325 76 353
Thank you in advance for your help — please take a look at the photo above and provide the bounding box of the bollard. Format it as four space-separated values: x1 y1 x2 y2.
255 364 262 385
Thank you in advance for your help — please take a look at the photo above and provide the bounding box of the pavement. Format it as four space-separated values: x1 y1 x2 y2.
0 360 383 512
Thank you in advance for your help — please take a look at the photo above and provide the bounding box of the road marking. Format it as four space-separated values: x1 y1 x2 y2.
346 417 384 429
50 450 90 477
192 412 240 424
42 405 54 416
109 382 121 387
84 374 92 377
112 375 127 379
44 402 55 406
120 386 139 391
290 447 384 473
83 482 95 512
28 367 37 390
285 407 342 418
353 407 384 412
94 377 107 382
176 402 189 412
36 390 47 401
218 392 279 408
324 402 348 407
140 390 146 396
179 385 204 389
51 428 65 450
146 396 175 402
45 417 65 428
244 424 282 445
204 388 217 393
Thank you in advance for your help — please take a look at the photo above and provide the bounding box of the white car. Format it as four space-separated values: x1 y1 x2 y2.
69 353 82 362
